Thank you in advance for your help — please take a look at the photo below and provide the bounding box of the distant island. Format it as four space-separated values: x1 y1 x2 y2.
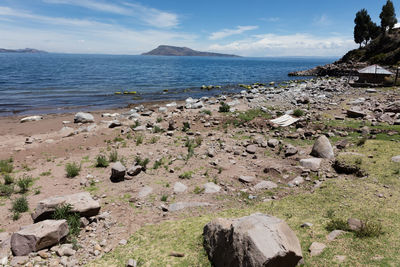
142 45 240 57
0 48 46 53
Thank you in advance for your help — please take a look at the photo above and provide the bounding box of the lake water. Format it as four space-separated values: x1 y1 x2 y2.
0 53 335 116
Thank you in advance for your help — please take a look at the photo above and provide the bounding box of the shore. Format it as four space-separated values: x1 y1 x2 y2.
1 77 400 266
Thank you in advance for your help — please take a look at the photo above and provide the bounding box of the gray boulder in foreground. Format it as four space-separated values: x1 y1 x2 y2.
310 135 334 159
74 112 94 123
11 220 69 256
203 213 302 267
31 192 100 222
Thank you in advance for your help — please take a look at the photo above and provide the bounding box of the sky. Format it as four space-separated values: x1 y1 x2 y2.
0 0 399 57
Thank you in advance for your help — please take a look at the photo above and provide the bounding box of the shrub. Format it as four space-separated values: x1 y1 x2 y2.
12 212 20 221
17 175 33 194
109 150 118 162
156 117 163 123
135 156 150 171
293 109 304 117
160 195 168 202
95 155 109 168
179 171 193 179
135 135 144 146
326 218 349 232
0 158 13 173
153 159 162 170
355 220 383 238
193 186 204 194
0 184 14 196
153 126 163 133
52 204 81 236
150 136 159 144
201 110 212 115
219 102 230 113
182 122 190 132
3 174 14 185
65 162 81 178
12 196 29 213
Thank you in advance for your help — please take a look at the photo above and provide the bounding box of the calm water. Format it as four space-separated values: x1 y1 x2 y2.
0 53 334 116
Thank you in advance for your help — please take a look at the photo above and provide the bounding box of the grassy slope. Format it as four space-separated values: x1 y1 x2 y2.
89 135 400 267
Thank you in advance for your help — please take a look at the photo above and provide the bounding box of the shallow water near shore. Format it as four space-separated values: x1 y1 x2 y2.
0 53 334 116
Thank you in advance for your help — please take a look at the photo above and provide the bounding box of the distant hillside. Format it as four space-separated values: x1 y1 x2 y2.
0 48 46 53
339 28 400 65
142 45 240 57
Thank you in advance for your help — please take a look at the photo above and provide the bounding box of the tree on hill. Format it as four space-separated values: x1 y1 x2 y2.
354 9 375 47
380 0 397 33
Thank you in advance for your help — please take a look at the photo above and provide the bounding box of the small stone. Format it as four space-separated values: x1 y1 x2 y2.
326 230 345 241
391 155 400 163
301 222 313 228
239 176 256 183
253 181 277 190
245 145 257 154
127 258 137 267
203 182 221 193
119 239 127 246
348 218 363 231
173 182 188 193
334 255 347 263
309 242 326 256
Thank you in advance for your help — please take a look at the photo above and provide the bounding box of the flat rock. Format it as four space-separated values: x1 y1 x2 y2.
285 144 298 157
203 213 303 267
108 120 122 128
245 145 257 154
168 202 211 212
138 186 153 198
20 116 43 123
347 109 366 118
11 220 69 256
309 242 326 257
127 165 142 176
267 139 279 148
290 176 304 186
238 175 256 183
327 230 345 241
31 192 101 222
204 182 221 193
173 182 188 193
310 135 334 159
348 218 363 231
253 181 278 190
300 158 322 171
391 155 400 163
74 112 94 123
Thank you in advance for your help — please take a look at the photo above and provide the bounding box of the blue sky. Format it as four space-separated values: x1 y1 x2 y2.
0 0 398 56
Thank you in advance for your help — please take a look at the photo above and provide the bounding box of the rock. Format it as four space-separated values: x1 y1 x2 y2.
267 139 279 148
74 112 94 123
333 154 367 177
11 220 69 256
127 258 137 267
111 162 126 182
204 182 221 193
290 176 304 186
119 239 127 245
384 101 400 113
347 109 366 118
309 242 326 256
173 182 187 193
127 165 142 176
108 120 122 128
285 144 298 157
168 202 211 212
0 232 11 264
56 244 76 257
347 218 363 231
138 186 153 198
10 256 29 266
300 158 322 171
203 213 303 267
133 125 146 131
253 181 278 190
245 145 257 154
31 192 100 222
20 116 43 123
334 255 347 263
301 222 313 228
238 175 256 183
326 230 345 241
391 155 400 163
310 135 334 159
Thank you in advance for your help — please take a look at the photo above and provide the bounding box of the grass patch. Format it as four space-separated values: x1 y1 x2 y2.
218 102 230 113
3 174 14 185
293 109 304 117
95 154 109 168
17 175 33 194
0 158 13 174
135 135 144 146
65 162 81 178
135 156 150 171
109 150 118 162
0 184 14 197
52 204 81 236
179 171 193 179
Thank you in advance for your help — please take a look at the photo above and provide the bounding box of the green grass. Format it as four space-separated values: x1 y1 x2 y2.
17 175 33 194
90 139 400 266
223 108 272 128
218 102 230 113
135 157 150 171
52 204 81 236
95 154 109 168
179 171 193 179
65 162 81 178
0 158 13 174
135 135 144 146
3 174 14 185
109 150 118 162
0 184 14 197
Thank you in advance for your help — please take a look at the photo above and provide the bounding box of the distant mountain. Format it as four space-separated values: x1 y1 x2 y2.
142 45 240 57
0 48 47 53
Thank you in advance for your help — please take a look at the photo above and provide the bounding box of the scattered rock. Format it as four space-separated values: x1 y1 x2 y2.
11 220 69 256
391 155 400 163
238 175 256 183
246 144 257 154
108 120 122 128
20 116 43 123
137 186 153 198
267 139 279 148
111 162 126 182
253 181 278 190
74 112 94 123
310 135 334 159
347 109 366 118
285 144 298 157
168 202 211 212
326 230 345 241
204 182 221 193
347 218 363 231
173 182 188 193
300 158 322 171
203 213 303 267
309 242 326 257
127 258 137 267
301 222 313 228
127 165 142 176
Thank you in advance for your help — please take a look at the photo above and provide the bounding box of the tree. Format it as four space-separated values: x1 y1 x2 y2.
354 9 374 47
380 0 397 33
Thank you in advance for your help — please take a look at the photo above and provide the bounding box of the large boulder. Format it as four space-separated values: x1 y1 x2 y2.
384 101 400 113
74 112 94 123
11 220 69 256
203 213 303 267
310 135 334 159
31 192 100 222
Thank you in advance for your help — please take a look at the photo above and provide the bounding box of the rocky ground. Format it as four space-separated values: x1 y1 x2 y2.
0 77 399 266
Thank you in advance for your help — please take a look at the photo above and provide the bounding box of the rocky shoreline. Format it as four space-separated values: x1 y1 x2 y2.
0 76 399 266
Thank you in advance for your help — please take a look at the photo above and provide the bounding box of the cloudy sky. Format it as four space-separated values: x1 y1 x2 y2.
0 0 398 56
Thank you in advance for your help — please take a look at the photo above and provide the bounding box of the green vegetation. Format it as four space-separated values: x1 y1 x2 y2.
182 122 190 132
39 171 51 177
17 175 33 194
293 109 304 117
193 186 205 194
201 110 212 116
95 154 109 168
0 184 14 197
0 158 13 174
380 0 397 33
153 159 163 170
135 135 144 146
156 117 163 123
153 126 163 133
218 102 230 113
11 196 29 220
160 195 168 202
179 171 193 179
52 204 81 236
3 174 13 185
135 156 150 171
109 150 118 162
65 162 81 178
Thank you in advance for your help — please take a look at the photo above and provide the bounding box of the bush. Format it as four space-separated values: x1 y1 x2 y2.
0 158 13 173
3 174 14 185
52 204 81 236
153 126 163 133
95 155 109 168
153 159 162 170
182 122 190 132
0 184 14 196
17 175 33 194
355 220 383 238
12 196 29 213
156 117 163 123
219 102 230 113
293 109 304 117
201 110 212 115
135 157 150 171
326 218 349 232
65 162 81 178
109 150 118 162
179 171 193 179
193 186 204 194
160 195 168 202
135 135 144 146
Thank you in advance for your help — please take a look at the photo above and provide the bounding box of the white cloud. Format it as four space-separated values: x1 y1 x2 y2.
313 14 331 26
209 25 258 40
209 33 356 57
43 0 179 28
260 17 280 22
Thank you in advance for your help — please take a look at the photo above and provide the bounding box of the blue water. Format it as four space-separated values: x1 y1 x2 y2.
0 53 335 116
